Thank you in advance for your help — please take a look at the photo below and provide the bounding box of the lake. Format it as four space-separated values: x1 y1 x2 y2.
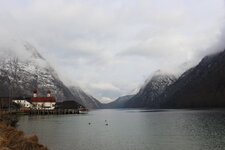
18 109 225 150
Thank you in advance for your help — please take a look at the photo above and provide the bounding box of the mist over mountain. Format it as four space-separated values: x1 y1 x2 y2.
158 49 225 108
69 86 102 109
122 49 225 109
124 71 177 108
0 41 102 109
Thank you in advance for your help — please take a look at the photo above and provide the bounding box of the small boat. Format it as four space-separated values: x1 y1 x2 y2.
78 107 89 114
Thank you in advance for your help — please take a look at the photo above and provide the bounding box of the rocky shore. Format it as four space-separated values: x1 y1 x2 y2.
0 112 48 150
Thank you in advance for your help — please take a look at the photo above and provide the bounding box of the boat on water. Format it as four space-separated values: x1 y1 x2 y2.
78 107 89 114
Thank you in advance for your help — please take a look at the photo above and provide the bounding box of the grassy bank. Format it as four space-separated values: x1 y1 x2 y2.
0 112 48 150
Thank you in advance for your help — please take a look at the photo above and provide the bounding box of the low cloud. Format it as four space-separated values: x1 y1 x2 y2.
90 83 120 92
100 97 114 104
0 0 225 102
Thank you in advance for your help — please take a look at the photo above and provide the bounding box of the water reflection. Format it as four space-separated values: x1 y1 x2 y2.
18 109 225 150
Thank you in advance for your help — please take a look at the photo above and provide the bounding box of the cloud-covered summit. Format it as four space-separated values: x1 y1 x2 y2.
0 0 225 103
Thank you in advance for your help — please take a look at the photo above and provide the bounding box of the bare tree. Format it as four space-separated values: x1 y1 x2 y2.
6 57 20 111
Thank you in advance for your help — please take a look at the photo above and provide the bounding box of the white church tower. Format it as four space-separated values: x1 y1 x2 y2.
33 89 37 97
47 90 51 97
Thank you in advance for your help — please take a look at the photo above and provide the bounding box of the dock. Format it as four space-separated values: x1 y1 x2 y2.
7 109 80 115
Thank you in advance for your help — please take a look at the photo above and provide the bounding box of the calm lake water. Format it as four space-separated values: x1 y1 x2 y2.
18 109 225 150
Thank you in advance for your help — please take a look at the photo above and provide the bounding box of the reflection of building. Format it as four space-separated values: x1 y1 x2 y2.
30 90 56 110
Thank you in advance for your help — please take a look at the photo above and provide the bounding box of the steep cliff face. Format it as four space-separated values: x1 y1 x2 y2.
69 86 102 109
123 49 225 109
124 71 176 108
103 95 133 108
0 42 102 108
0 43 73 101
159 49 225 108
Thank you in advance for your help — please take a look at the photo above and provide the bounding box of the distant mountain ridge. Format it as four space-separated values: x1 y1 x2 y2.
0 42 102 109
103 95 133 108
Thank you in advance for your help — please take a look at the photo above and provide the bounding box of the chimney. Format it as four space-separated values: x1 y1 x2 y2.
33 89 37 97
47 90 51 97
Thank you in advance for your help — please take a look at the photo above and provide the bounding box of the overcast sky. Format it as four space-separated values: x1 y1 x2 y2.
0 0 225 103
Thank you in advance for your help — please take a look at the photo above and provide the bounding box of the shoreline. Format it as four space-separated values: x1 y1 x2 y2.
0 112 48 150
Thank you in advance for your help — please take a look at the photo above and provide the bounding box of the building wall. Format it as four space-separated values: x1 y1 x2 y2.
13 100 32 108
32 102 56 110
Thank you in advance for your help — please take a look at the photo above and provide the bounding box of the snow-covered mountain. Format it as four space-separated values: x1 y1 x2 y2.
0 41 102 108
124 49 225 109
158 49 225 108
124 71 177 108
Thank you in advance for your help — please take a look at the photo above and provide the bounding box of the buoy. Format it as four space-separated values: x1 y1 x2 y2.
88 123 91 125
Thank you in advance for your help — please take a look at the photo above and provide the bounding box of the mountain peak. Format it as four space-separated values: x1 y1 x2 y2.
0 41 102 108
143 70 175 88
124 71 176 108
23 42 45 60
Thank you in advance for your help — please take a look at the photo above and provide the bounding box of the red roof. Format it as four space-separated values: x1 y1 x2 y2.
30 97 56 103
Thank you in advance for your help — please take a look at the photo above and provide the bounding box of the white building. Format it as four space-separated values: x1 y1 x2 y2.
12 99 32 108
